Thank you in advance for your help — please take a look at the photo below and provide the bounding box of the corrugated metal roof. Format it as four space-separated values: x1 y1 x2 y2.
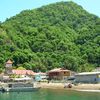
34 72 46 75
48 68 70 73
76 72 100 75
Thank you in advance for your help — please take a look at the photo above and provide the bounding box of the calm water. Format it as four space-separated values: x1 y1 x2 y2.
0 89 100 100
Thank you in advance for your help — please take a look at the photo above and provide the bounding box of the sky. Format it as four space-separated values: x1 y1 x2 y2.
0 0 100 22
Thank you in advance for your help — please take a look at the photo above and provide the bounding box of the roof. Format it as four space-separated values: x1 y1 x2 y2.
14 77 32 81
34 72 46 75
12 70 35 75
76 72 100 76
6 60 13 64
48 68 70 73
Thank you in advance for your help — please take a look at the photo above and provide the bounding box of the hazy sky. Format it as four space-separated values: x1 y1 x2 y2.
0 0 100 22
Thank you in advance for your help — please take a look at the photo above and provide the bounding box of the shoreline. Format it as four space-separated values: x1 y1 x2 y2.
37 82 100 92
1 82 100 92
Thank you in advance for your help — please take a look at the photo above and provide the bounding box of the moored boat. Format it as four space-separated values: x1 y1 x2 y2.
2 82 40 92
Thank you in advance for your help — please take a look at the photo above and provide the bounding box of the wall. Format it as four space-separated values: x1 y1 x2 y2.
75 74 100 83
62 71 71 76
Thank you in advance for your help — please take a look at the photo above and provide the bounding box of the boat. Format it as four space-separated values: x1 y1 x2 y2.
2 82 40 92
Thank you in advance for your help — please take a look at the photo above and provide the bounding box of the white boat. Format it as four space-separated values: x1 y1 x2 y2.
2 83 40 92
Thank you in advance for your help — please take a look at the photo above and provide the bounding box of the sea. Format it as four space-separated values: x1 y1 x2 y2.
0 89 100 100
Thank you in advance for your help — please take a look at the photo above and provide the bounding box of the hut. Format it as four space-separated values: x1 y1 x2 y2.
47 68 72 80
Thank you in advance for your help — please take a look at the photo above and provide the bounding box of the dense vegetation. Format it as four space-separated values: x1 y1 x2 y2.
0 1 100 72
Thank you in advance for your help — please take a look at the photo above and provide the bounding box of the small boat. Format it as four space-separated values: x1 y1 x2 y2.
2 83 40 92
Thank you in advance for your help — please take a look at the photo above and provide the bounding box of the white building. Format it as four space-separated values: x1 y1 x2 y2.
75 72 100 83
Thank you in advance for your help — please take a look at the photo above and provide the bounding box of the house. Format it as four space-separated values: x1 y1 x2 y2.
75 72 100 83
47 68 72 80
11 69 35 82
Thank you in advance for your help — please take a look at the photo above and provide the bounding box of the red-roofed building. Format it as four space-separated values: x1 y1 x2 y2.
12 70 35 76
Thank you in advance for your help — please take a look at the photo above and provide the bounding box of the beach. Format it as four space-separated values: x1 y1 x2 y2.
38 82 100 91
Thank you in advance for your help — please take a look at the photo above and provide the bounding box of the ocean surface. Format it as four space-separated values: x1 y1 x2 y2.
0 89 100 100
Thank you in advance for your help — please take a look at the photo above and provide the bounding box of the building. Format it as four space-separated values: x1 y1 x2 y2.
75 72 100 83
12 69 35 77
34 72 47 81
5 60 13 75
47 68 72 80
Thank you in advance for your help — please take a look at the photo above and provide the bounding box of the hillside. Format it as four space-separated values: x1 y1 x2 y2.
0 1 100 72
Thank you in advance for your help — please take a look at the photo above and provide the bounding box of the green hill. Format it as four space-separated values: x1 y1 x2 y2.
0 1 100 72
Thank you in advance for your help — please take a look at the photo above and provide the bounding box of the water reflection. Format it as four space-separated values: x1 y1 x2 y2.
0 89 100 100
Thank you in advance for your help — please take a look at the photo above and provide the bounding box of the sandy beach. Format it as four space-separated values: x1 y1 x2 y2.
38 82 100 91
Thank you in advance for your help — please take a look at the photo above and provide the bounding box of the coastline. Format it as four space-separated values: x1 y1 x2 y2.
38 82 100 91
1 82 100 92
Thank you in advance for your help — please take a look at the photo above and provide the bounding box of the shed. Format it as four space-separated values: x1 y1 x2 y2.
75 72 100 83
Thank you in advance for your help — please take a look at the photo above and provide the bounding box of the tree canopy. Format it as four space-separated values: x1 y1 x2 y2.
0 1 100 72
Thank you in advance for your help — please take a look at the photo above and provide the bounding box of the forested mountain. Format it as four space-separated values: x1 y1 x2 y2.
0 1 100 72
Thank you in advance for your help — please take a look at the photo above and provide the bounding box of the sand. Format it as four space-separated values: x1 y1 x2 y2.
37 82 100 91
